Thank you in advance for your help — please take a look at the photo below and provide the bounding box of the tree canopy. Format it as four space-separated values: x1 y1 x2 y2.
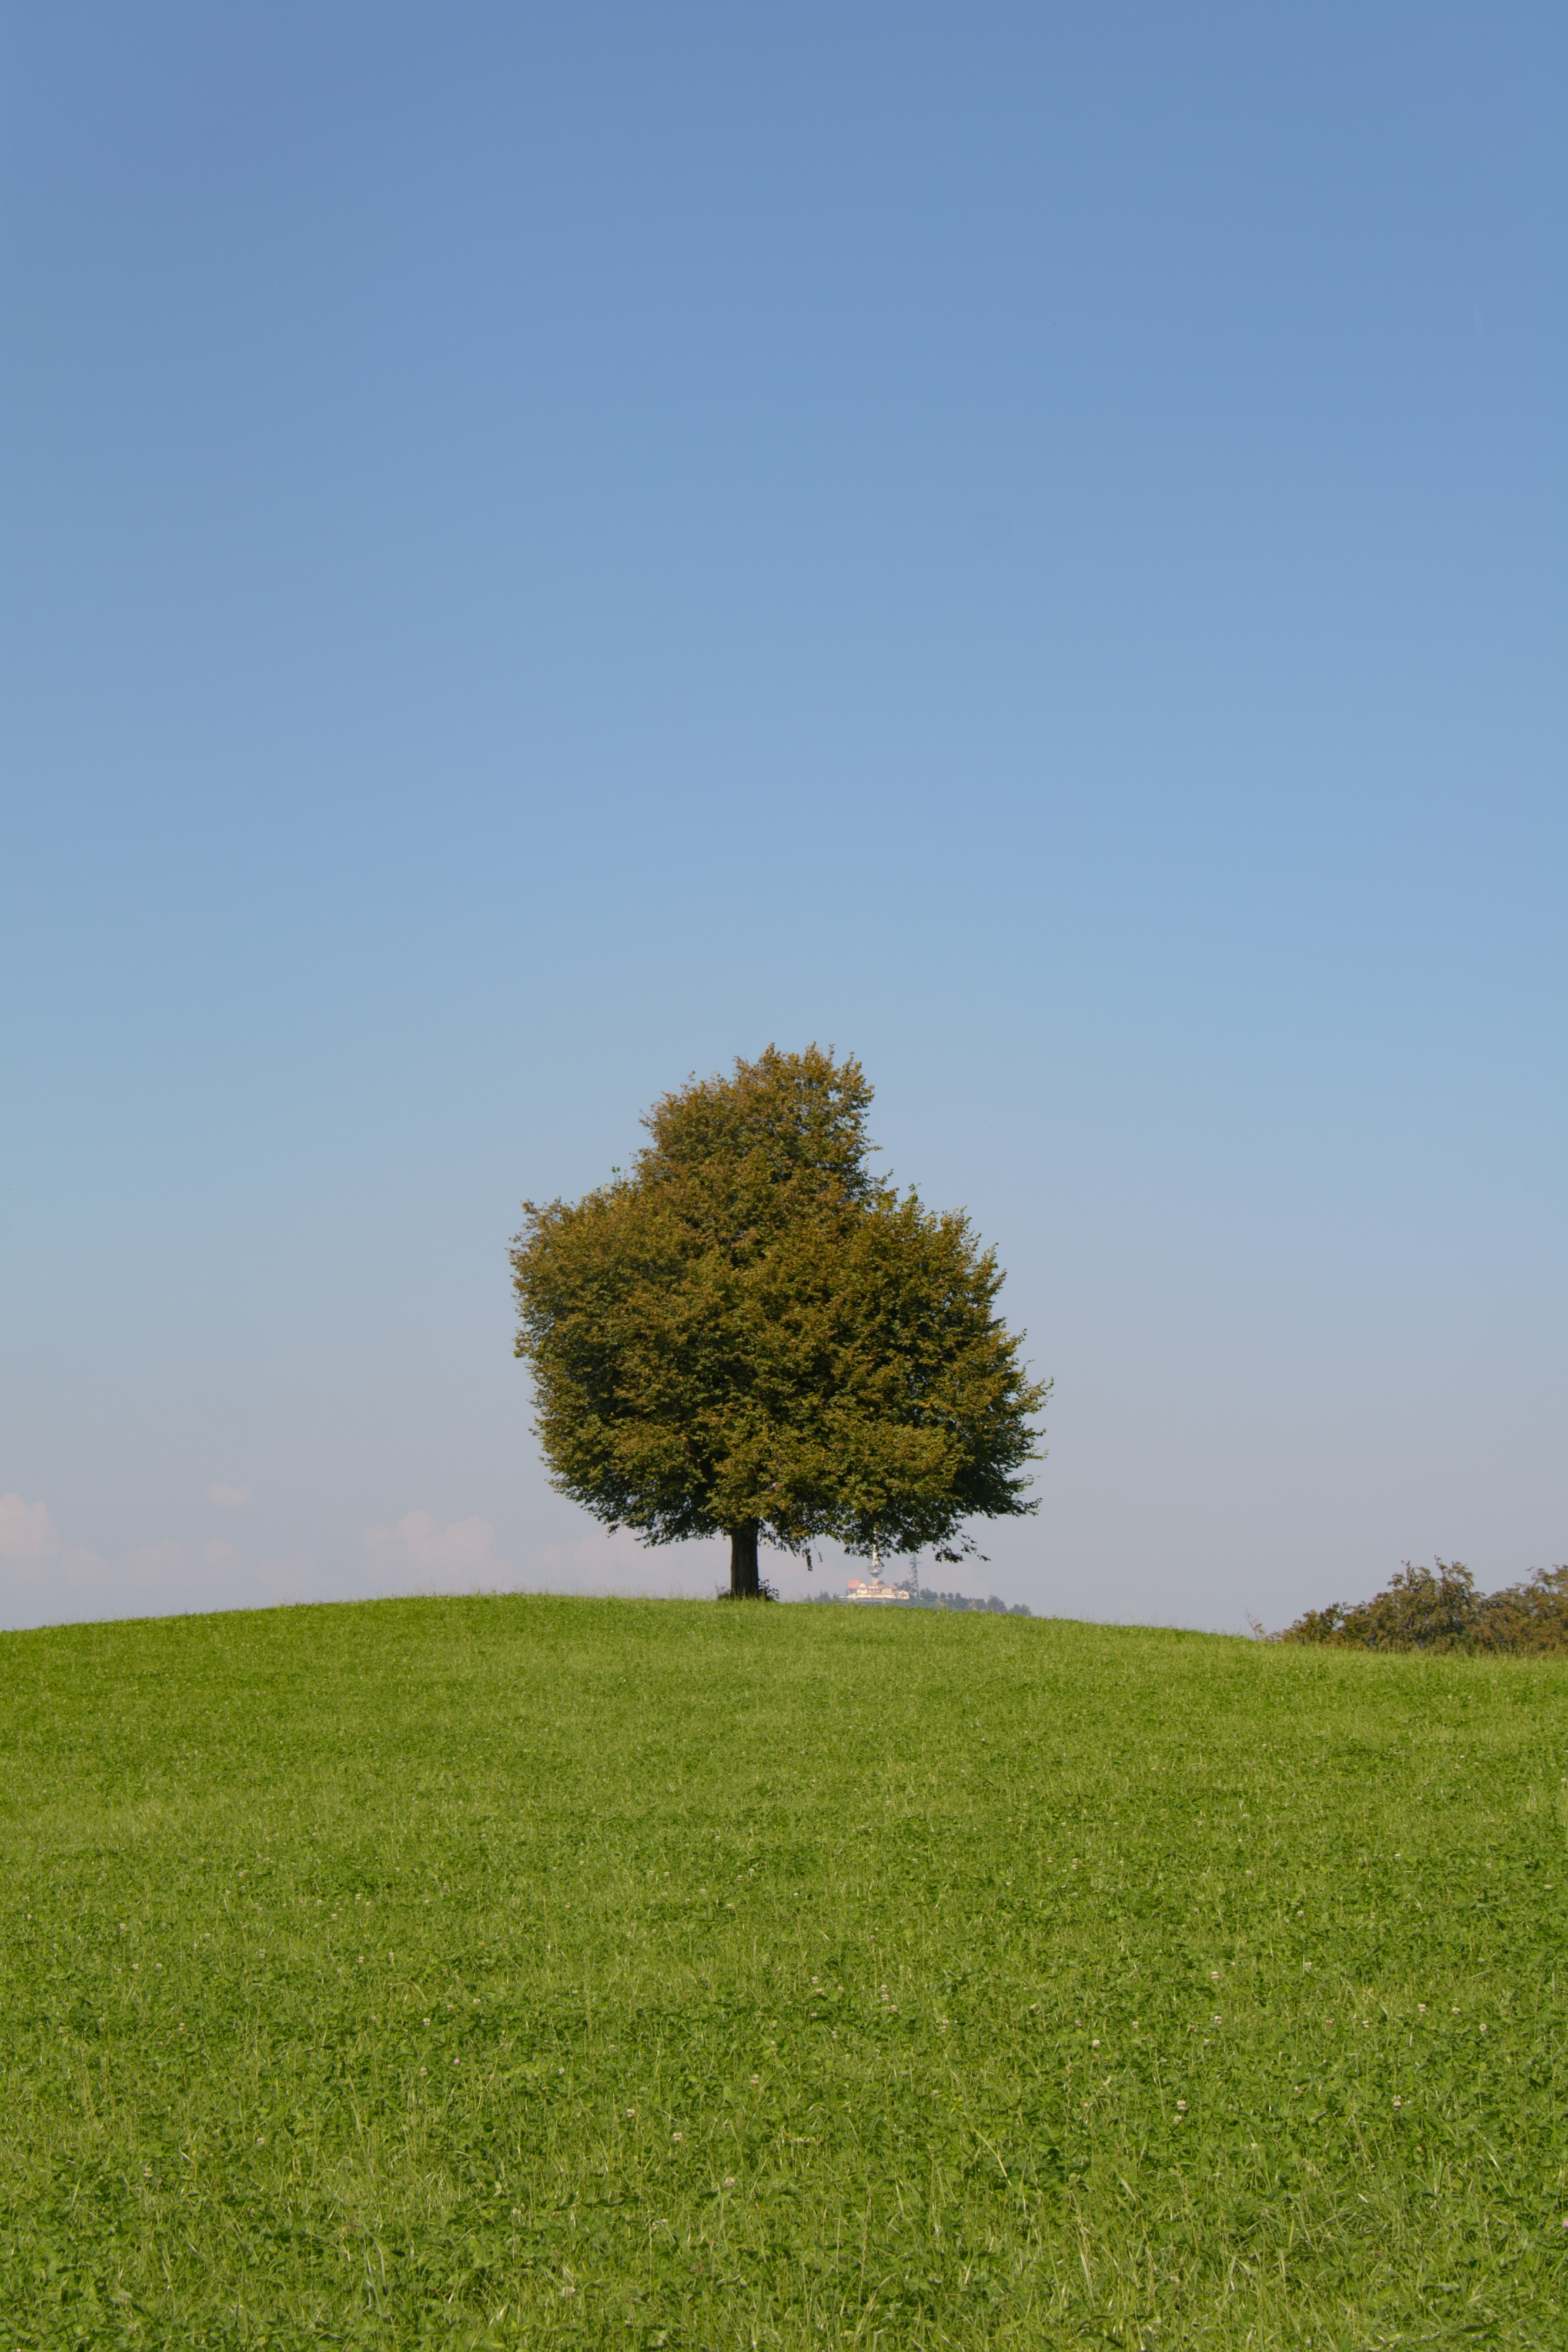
510 1046 1048 1596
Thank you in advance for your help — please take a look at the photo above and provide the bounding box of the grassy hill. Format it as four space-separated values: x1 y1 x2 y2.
2 1596 1564 2348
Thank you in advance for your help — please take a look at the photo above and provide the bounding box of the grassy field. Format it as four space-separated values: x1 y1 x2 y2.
2 1596 1565 2350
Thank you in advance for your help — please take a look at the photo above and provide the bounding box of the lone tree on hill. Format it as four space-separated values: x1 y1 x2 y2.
510 1046 1049 1598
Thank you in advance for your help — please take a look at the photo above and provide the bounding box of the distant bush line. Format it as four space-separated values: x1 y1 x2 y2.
1278 1561 1568 1655
917 1589 1032 1616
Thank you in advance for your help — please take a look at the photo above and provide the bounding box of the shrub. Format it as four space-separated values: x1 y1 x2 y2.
1280 1561 1568 1655
1470 1565 1568 1655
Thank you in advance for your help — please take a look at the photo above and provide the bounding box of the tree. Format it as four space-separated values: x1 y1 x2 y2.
510 1046 1049 1597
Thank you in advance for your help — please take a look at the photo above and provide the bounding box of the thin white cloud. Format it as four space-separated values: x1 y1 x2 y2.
3 1494 627 1630
524 1525 728 1598
361 1511 505 1591
0 1492 61 1561
0 1494 263 1631
359 1516 731 1602
1 1494 748 1631
206 1484 252 1509
2 1492 518 1629
255 1552 320 1604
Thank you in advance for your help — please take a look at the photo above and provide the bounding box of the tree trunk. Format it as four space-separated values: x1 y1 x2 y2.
728 1522 761 1599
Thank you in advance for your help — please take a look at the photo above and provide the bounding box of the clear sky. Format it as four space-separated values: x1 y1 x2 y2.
3 2 1563 1633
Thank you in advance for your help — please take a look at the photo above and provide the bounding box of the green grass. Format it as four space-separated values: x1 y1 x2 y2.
2 1597 1566 2349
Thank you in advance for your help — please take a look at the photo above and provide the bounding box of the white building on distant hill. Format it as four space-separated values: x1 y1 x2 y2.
845 1575 912 1605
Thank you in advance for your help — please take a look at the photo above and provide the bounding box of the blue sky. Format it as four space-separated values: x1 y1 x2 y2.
3 2 1563 1631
